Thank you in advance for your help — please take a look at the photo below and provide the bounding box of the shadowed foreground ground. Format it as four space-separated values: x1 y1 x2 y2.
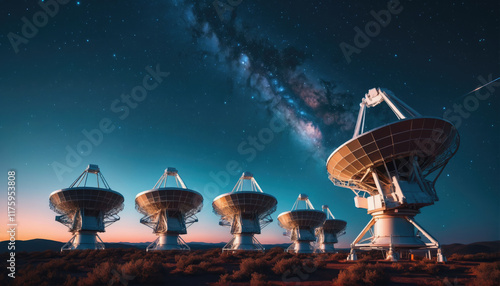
1 248 499 285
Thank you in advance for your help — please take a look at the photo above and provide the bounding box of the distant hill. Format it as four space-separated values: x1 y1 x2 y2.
0 239 141 253
76 242 292 251
442 241 500 255
0 239 290 252
2 239 498 254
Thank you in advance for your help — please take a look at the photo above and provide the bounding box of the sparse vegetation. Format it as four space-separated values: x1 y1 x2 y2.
334 263 388 286
0 248 497 285
272 256 302 275
472 261 500 286
330 252 348 261
250 272 267 286
448 252 500 262
217 273 232 285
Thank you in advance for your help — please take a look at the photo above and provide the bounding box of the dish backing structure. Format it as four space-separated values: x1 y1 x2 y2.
49 164 124 251
315 205 347 253
278 194 326 253
212 172 277 252
326 88 459 262
135 167 203 251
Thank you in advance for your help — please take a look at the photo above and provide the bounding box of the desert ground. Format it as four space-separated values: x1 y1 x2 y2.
1 247 499 286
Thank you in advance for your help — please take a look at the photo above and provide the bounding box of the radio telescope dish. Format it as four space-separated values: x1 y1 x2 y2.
212 172 277 252
315 205 347 253
278 194 326 253
135 167 203 251
49 164 124 251
326 88 459 262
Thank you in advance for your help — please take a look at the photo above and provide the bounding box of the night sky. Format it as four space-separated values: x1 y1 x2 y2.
0 0 498 247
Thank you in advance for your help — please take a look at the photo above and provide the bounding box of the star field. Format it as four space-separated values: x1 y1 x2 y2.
0 0 498 245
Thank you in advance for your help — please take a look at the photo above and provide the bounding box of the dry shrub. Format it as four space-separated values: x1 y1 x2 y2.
250 272 267 286
232 257 269 280
11 259 76 286
358 250 384 261
403 259 443 274
331 252 348 261
184 264 204 275
203 248 222 259
448 263 460 270
408 260 427 272
235 250 262 260
144 252 165 264
175 252 220 275
30 250 59 259
214 252 239 264
267 251 291 265
422 279 446 286
423 262 443 275
176 253 204 270
120 258 162 283
208 266 227 274
217 273 232 285
62 250 81 259
391 262 410 272
472 262 500 286
38 259 69 272
94 249 113 261
313 256 327 268
11 265 40 286
272 256 302 275
63 275 78 286
265 247 284 258
334 263 388 286
77 261 116 286
182 261 214 275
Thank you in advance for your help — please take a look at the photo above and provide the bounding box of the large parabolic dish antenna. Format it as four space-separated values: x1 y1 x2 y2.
212 172 277 252
49 164 124 251
315 205 347 253
135 167 203 251
326 88 459 262
278 194 326 254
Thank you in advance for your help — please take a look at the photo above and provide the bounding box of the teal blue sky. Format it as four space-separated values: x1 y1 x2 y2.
0 0 498 246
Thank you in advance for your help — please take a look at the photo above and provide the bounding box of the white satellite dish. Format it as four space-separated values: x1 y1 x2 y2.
326 88 459 262
212 172 277 252
49 164 124 251
135 167 203 251
278 194 326 253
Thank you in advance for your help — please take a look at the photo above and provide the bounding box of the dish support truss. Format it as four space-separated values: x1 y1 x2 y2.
231 171 264 193
347 210 446 262
315 205 346 253
353 87 421 138
138 168 202 251
69 164 111 189
146 234 191 251
281 194 324 253
316 228 345 253
140 209 199 251
153 167 187 189
56 208 121 251
218 172 275 252
291 194 316 210
283 227 318 254
219 210 275 252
